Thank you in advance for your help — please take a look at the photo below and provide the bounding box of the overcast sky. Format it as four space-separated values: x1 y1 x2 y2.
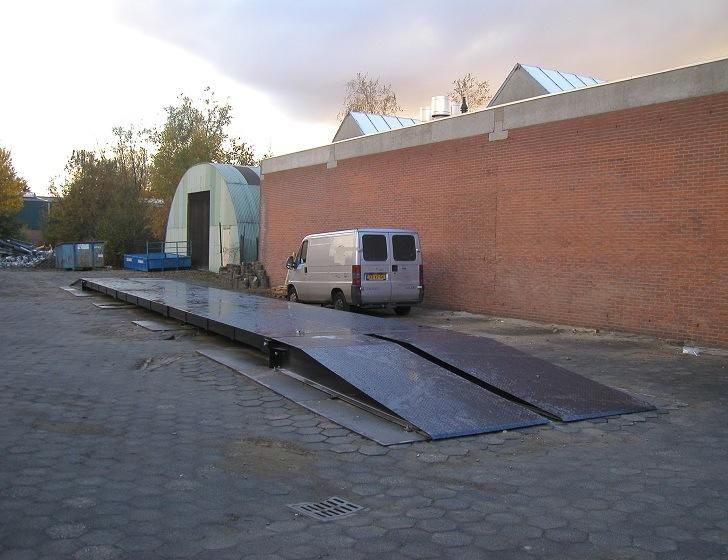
1 0 727 194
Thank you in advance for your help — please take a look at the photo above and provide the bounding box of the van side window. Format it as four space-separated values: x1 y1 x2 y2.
392 235 416 261
297 240 308 264
362 235 387 261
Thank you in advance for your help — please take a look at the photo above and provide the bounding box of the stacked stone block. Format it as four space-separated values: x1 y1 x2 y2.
219 262 270 291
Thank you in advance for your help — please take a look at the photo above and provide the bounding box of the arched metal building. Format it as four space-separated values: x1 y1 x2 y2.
165 163 260 271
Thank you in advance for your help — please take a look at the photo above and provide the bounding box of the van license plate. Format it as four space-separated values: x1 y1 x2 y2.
366 273 386 281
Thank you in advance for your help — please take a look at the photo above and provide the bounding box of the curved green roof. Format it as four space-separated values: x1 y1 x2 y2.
209 163 260 227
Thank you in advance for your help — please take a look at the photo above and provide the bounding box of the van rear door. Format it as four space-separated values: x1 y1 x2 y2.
390 233 421 303
359 232 391 304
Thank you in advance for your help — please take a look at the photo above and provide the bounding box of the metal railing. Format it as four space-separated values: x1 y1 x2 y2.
144 240 189 256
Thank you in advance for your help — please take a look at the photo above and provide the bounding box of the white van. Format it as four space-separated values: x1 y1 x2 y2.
285 228 424 315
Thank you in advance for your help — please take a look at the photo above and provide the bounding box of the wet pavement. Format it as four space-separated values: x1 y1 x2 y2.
1 269 727 560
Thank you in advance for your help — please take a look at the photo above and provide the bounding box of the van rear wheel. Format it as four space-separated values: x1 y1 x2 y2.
394 306 411 316
287 286 299 302
332 291 349 312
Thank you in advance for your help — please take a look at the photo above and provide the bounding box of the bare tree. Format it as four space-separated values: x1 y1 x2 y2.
338 73 402 121
449 73 491 111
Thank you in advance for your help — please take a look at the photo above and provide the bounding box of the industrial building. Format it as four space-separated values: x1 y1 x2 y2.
165 163 260 271
16 192 55 244
259 58 728 347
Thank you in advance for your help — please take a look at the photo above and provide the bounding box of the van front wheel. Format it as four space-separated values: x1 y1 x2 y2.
287 286 299 302
394 306 411 316
332 291 349 312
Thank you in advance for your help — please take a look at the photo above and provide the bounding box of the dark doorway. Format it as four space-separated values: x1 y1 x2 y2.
187 191 210 269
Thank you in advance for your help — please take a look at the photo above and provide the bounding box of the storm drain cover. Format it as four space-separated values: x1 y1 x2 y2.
288 497 363 521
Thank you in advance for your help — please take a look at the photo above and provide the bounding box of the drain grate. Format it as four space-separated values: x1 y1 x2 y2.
288 497 363 521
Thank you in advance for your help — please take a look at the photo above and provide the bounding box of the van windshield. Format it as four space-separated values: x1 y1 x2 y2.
362 235 387 261
392 235 416 261
297 240 308 264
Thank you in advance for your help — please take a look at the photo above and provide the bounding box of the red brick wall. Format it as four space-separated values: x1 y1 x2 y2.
261 93 728 346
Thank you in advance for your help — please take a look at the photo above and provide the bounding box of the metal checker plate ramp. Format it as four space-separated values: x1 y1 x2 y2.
288 497 363 521
381 330 654 421
282 336 547 439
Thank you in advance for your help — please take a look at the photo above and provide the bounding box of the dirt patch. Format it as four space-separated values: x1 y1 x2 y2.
221 437 314 475
81 324 146 339
469 325 557 337
136 355 183 372
146 269 221 287
32 420 111 436
412 312 561 337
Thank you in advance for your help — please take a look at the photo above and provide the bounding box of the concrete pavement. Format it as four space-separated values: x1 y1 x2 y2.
1 269 726 559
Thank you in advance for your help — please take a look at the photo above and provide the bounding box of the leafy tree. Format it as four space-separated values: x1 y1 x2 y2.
104 127 152 262
449 73 491 111
148 88 256 237
112 126 149 196
39 89 260 260
46 127 151 266
0 146 29 237
255 147 275 166
338 73 402 121
228 138 257 168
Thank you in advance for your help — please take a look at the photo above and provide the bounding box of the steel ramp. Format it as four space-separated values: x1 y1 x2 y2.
376 329 654 421
197 347 428 445
276 334 547 439
80 278 653 439
80 278 546 437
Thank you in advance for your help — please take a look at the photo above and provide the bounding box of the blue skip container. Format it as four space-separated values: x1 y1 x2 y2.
123 241 191 272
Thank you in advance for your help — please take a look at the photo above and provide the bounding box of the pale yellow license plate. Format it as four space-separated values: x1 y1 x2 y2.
366 273 387 281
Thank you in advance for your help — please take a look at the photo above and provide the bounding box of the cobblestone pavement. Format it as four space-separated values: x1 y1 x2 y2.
1 270 727 560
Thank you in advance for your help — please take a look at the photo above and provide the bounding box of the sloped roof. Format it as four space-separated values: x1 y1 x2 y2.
488 63 604 107
333 112 420 142
22 193 56 203
520 64 602 92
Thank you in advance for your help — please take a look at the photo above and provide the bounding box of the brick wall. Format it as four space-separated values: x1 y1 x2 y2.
261 93 728 346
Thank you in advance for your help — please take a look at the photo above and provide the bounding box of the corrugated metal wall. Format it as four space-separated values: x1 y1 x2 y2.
165 163 260 271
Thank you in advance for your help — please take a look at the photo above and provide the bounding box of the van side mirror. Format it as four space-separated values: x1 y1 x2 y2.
285 255 296 270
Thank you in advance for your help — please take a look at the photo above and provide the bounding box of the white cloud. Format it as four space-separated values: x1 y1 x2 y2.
1 0 727 195
118 0 728 118
0 0 332 194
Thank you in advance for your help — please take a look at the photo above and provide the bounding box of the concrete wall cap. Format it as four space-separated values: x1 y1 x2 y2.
261 57 728 175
